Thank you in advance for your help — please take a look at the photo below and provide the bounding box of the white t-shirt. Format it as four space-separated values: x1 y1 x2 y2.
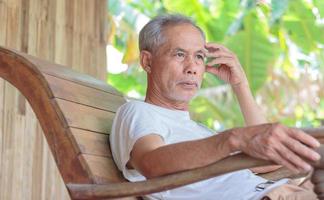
110 101 287 200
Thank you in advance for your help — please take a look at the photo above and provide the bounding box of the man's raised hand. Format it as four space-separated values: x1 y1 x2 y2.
204 43 248 87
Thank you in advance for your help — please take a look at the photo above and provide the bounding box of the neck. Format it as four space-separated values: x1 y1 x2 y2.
145 86 189 111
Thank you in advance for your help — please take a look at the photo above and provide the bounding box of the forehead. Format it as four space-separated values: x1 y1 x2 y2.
161 23 205 52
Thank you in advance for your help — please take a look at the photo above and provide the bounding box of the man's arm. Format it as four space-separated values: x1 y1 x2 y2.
129 123 320 179
205 43 279 173
129 132 234 179
232 83 267 125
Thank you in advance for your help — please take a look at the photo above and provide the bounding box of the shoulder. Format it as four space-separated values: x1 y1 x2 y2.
117 100 150 116
115 100 162 121
118 100 147 110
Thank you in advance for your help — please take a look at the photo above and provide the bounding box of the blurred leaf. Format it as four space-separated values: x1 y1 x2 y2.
190 95 244 129
122 33 139 64
225 10 279 93
313 0 324 18
211 0 241 40
129 0 166 17
107 71 147 95
283 0 324 53
317 50 324 72
107 14 117 43
270 0 289 24
201 73 224 88
162 0 210 22
108 0 123 15
162 0 215 41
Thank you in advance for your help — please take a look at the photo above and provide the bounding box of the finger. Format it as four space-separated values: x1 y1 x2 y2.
276 142 312 172
283 134 321 162
206 58 234 68
289 128 321 149
205 43 231 53
205 51 233 59
269 149 300 174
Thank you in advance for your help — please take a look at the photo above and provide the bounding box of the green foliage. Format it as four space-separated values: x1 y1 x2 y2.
283 0 324 53
225 10 280 92
313 0 324 17
107 69 147 96
190 93 244 130
107 0 324 130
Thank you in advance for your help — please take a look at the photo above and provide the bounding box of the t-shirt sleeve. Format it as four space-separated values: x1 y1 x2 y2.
109 102 168 177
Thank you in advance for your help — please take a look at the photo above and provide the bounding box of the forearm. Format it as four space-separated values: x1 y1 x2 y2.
139 132 235 178
137 124 283 178
232 83 267 126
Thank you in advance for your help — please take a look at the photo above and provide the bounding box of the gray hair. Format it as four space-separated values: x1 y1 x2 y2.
139 14 206 53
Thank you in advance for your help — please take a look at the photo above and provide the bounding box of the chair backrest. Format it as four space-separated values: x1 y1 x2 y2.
0 46 137 198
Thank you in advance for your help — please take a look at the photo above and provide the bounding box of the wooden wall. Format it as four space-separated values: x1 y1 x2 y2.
0 0 107 199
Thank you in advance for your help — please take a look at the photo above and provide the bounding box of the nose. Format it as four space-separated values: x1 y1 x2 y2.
184 55 197 75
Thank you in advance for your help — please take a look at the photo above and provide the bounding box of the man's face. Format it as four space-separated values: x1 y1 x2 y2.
148 23 206 103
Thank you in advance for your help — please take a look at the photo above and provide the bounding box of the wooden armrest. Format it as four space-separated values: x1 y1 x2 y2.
67 153 273 199
67 132 324 200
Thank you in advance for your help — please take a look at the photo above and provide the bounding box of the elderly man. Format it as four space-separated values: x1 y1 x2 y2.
110 14 320 200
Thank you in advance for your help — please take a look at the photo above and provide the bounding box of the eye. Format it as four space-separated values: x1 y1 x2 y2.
196 54 205 60
175 52 185 57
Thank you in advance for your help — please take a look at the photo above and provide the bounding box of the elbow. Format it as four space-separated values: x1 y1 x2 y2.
137 155 163 179
142 170 159 179
139 161 161 179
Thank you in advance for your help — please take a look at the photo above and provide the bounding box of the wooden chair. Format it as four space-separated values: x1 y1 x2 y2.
1 46 324 200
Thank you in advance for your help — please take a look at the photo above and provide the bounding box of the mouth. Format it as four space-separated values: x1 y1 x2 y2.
178 81 198 89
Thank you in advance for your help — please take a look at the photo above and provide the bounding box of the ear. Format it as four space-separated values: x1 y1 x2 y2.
140 50 152 73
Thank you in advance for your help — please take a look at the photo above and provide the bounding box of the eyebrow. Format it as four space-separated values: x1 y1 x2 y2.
173 47 206 55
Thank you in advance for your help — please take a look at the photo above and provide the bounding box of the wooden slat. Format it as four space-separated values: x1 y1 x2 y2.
56 98 115 134
70 127 111 157
0 0 7 45
80 154 126 184
0 79 3 172
14 50 122 96
44 74 126 112
1 82 22 200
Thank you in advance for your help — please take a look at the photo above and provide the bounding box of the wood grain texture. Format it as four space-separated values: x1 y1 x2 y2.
70 127 112 157
0 48 92 183
81 154 126 184
0 0 109 199
44 74 125 112
0 47 138 198
22 53 121 95
56 98 115 134
0 46 138 200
